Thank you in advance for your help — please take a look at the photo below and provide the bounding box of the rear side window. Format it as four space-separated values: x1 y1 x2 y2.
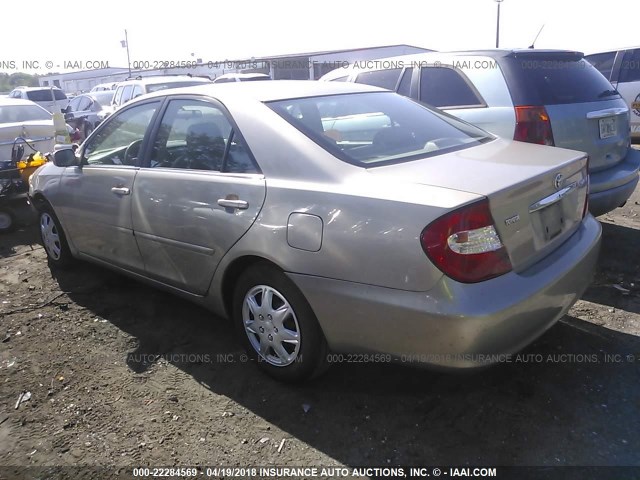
419 67 484 108
355 68 403 90
619 49 640 83
502 55 620 105
585 51 617 81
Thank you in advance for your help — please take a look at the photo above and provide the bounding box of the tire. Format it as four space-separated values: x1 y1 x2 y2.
38 207 74 268
0 208 15 233
233 263 328 382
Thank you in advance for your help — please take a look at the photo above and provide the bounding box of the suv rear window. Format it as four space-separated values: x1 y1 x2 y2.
500 53 620 105
267 92 491 167
26 89 67 102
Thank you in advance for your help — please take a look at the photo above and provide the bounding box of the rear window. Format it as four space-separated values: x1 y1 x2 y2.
355 69 403 90
26 89 67 102
146 81 210 93
267 92 492 167
501 54 621 105
0 105 52 123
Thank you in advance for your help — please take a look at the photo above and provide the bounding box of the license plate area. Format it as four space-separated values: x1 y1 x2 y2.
599 116 617 139
539 202 564 241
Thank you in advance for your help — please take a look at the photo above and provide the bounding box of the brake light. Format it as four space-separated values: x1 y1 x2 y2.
514 106 555 146
582 157 590 219
420 199 512 283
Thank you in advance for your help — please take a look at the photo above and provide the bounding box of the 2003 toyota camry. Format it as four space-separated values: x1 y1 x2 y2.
28 81 601 382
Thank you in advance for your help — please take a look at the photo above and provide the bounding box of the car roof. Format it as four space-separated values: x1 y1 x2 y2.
13 86 64 91
118 75 211 85
139 80 384 103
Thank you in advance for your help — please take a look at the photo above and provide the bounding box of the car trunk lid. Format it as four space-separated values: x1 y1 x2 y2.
367 138 589 272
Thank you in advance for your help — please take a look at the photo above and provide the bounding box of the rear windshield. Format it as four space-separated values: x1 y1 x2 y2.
0 105 52 123
242 76 271 81
91 91 115 105
267 92 492 167
146 80 210 93
26 89 67 102
501 55 621 105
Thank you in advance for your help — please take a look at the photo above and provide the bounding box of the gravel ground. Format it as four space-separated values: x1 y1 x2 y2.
0 172 639 480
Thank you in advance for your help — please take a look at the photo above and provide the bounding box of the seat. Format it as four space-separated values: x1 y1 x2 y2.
173 122 225 170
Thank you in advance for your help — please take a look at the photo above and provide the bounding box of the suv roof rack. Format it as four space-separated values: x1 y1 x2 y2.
124 73 200 80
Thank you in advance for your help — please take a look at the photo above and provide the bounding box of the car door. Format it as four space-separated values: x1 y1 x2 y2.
55 100 161 271
132 96 266 295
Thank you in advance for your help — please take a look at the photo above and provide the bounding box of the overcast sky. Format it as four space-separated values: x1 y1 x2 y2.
1 0 636 74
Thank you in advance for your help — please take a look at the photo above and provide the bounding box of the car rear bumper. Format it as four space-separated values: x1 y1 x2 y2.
589 147 640 216
288 214 601 369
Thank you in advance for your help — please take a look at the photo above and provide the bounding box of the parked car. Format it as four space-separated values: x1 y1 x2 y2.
0 98 55 161
110 75 211 111
64 91 115 139
212 73 271 83
320 49 640 217
586 47 640 142
1 98 55 231
29 81 601 381
8 87 69 114
90 82 117 92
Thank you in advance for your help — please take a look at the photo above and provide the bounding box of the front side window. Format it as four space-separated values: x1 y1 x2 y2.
83 101 159 165
148 99 258 173
268 92 492 167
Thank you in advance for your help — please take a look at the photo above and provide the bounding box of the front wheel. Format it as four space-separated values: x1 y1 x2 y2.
0 208 15 233
39 208 73 268
233 263 328 382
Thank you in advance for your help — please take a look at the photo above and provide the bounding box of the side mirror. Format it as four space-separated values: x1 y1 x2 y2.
52 147 78 167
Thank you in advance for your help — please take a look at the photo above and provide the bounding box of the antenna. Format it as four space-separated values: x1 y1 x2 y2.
529 24 545 49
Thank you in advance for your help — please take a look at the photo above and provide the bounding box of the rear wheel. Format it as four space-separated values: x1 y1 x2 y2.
233 263 328 382
39 208 73 268
0 208 15 233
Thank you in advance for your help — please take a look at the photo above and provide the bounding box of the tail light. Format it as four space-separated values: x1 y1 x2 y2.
514 106 555 146
582 157 590 219
420 199 512 283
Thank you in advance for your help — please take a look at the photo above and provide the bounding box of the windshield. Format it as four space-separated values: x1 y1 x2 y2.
267 92 492 166
0 105 52 123
91 91 115 105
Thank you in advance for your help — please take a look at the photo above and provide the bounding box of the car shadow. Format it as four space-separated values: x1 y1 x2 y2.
50 263 640 468
0 221 40 258
582 222 640 314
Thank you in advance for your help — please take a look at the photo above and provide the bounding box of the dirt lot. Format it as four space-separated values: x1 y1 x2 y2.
0 177 639 479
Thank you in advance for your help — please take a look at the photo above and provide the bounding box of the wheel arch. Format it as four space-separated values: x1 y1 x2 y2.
220 255 283 319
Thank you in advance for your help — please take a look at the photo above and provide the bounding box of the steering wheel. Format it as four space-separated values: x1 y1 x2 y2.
123 139 144 165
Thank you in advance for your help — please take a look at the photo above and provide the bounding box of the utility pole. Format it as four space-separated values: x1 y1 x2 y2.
122 30 132 77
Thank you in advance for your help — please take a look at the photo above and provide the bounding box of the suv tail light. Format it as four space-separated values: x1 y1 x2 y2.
420 199 512 283
514 106 555 146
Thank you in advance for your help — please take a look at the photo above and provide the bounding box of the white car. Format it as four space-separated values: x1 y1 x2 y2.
110 75 211 111
0 98 55 162
586 47 640 141
212 73 271 83
8 87 68 114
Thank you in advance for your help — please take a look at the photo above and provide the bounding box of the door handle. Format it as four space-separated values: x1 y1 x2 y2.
111 186 131 196
217 198 248 209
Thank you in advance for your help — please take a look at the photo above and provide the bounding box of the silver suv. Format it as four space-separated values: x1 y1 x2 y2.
110 75 211 111
8 86 68 113
321 49 640 216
